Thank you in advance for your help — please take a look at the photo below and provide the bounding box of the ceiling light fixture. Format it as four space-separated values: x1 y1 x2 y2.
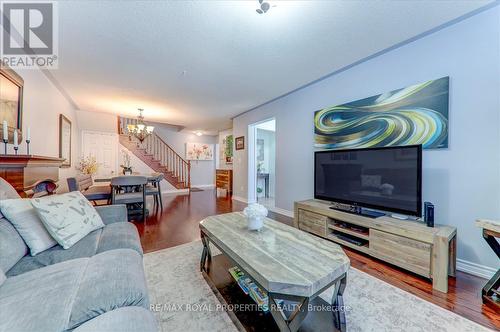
256 0 274 14
127 108 154 143
195 131 203 137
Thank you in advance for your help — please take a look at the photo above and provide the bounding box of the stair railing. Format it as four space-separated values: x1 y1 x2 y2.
118 117 191 189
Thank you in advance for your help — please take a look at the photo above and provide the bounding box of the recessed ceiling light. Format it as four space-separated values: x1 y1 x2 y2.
195 131 203 136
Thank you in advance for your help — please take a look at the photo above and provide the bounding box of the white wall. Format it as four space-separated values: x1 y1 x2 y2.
233 7 500 271
76 110 117 133
14 68 80 192
153 124 217 187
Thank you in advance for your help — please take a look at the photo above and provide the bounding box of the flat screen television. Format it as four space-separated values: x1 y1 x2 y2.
314 145 422 216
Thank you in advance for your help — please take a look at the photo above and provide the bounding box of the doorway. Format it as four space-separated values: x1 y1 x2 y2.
81 131 118 178
248 119 275 209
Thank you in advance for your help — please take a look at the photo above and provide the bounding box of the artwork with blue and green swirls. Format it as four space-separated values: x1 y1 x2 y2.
314 77 449 149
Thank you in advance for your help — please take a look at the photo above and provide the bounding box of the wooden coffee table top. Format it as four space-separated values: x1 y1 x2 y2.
476 219 500 234
199 212 350 297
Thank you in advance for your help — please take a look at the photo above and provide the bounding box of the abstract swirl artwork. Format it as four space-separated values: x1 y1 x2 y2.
314 77 449 149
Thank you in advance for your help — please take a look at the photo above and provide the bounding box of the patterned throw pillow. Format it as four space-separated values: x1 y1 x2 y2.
31 191 105 249
0 198 58 255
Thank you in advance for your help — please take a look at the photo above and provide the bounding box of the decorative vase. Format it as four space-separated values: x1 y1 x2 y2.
247 216 264 231
243 203 268 231
122 167 132 175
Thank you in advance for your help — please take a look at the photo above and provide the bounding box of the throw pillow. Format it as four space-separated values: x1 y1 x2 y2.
0 199 58 256
31 191 105 249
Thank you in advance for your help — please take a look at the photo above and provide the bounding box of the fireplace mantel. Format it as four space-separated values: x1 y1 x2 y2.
0 155 65 196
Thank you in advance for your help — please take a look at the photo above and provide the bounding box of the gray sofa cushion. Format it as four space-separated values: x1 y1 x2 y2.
67 249 149 330
0 218 28 272
0 258 88 332
0 269 5 286
97 221 143 254
73 307 158 332
0 177 21 218
95 204 128 225
0 178 28 272
6 222 143 277
0 249 149 332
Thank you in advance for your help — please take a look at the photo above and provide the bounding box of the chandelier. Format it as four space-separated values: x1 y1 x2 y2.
127 108 154 143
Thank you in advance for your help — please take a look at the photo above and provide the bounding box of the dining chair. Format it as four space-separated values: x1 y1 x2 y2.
67 174 111 204
110 176 148 219
146 173 163 209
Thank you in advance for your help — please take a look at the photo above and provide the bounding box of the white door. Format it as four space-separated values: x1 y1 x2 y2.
82 131 118 178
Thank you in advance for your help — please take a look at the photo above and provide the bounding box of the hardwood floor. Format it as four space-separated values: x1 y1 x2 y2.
133 189 499 330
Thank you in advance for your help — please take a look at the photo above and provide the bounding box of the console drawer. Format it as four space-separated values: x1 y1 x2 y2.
370 229 431 277
298 209 327 237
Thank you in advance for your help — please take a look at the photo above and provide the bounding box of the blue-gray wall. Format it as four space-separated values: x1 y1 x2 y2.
233 6 500 272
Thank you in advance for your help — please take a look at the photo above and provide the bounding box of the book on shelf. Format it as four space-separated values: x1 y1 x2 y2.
228 266 276 312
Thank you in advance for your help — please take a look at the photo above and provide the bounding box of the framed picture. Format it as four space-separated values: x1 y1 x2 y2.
59 114 72 167
0 63 24 143
235 136 245 150
186 142 214 161
314 77 449 150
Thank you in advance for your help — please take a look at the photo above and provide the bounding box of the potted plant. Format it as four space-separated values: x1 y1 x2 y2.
224 135 233 163
120 151 133 175
77 156 99 177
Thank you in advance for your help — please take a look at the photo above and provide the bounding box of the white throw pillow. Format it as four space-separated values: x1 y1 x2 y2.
31 191 105 249
0 198 58 255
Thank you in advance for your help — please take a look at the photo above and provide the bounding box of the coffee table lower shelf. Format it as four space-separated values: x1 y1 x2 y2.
202 254 342 332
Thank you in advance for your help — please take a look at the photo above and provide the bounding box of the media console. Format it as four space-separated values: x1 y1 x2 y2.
294 199 457 293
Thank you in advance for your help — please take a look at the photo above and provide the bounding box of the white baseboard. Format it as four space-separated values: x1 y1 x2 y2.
161 189 189 195
268 206 294 218
192 184 215 189
456 259 497 279
232 195 250 204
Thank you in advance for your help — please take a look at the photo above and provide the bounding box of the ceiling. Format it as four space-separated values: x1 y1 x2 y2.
53 0 492 133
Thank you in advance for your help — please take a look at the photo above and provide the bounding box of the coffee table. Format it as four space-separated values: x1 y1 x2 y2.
199 212 350 332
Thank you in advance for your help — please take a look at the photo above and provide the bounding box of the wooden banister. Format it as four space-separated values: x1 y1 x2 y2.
118 116 191 189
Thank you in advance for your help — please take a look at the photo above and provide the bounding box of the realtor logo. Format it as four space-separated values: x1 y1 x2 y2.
0 1 58 68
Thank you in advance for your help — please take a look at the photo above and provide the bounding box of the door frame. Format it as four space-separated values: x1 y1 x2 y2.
247 117 275 204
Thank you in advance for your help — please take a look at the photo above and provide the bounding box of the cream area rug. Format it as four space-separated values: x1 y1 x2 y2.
144 241 493 332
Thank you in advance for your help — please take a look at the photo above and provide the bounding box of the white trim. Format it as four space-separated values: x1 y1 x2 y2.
232 195 253 204
456 259 497 279
191 184 215 189
267 206 294 218
161 189 189 195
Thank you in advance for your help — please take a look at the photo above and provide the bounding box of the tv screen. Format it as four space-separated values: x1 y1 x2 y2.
314 145 422 216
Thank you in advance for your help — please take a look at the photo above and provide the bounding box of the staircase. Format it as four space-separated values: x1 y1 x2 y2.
118 117 190 190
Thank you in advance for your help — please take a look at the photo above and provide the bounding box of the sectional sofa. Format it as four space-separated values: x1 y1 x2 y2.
0 178 158 332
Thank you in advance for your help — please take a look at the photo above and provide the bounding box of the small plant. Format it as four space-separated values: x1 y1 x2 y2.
224 135 233 162
120 150 133 175
77 156 99 175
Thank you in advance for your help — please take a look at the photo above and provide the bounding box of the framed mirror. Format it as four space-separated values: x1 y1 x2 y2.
0 63 24 143
59 114 72 167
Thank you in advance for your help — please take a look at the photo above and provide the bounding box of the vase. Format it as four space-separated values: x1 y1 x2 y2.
123 168 132 175
247 216 264 231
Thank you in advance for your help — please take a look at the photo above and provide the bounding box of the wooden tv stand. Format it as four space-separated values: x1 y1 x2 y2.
294 199 457 293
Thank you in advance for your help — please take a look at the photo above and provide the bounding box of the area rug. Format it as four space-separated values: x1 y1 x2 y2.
144 241 492 332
